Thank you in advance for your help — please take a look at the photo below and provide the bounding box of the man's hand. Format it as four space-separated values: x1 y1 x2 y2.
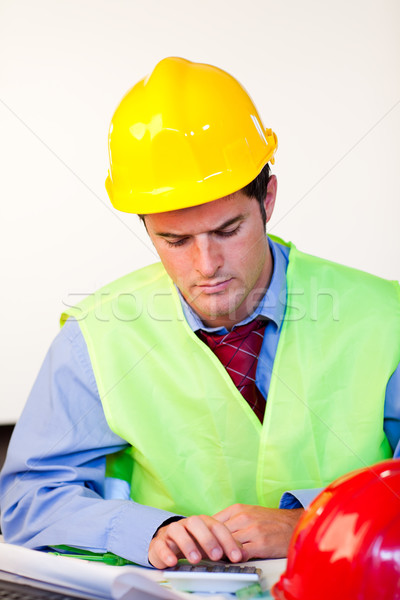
213 504 304 561
148 514 244 569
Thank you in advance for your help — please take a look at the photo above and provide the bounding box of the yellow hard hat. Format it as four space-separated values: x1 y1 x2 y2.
105 57 277 214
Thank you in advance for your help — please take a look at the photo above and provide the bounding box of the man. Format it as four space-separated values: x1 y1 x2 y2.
1 57 399 569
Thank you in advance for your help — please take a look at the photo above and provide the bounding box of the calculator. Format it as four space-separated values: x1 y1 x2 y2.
163 561 263 593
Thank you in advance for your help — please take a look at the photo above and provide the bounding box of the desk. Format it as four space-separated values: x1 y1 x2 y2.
241 558 286 594
0 541 286 599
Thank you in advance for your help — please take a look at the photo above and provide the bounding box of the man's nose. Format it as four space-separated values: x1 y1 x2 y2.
193 236 222 278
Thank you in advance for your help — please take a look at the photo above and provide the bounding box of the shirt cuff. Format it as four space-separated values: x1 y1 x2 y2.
279 488 324 509
107 501 181 567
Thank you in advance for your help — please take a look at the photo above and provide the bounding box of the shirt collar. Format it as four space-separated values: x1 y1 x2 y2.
176 236 289 334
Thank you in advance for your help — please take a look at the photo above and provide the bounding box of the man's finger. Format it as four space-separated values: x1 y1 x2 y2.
184 516 243 563
213 503 243 523
149 515 244 568
148 536 180 569
166 519 204 563
207 519 243 563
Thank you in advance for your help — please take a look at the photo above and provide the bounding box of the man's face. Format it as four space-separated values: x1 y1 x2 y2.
145 185 276 329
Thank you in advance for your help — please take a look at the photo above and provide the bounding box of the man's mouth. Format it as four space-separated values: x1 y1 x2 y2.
195 278 233 294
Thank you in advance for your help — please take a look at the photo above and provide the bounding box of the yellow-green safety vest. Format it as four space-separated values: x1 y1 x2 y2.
61 239 399 513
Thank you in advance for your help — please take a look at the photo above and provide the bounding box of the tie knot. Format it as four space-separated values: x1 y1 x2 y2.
198 318 266 351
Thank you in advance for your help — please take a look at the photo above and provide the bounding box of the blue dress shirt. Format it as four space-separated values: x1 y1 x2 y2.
0 238 399 566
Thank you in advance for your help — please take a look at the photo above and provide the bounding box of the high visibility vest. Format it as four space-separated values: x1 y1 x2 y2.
61 239 399 512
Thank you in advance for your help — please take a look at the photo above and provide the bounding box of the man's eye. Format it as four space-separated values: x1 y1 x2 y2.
165 237 188 247
216 225 241 238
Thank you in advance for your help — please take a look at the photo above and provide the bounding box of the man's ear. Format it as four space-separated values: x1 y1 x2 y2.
264 175 277 223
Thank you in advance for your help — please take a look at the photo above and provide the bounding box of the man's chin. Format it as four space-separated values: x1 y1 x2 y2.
189 298 245 327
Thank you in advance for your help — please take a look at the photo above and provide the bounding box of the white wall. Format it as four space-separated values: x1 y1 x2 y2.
1 0 399 423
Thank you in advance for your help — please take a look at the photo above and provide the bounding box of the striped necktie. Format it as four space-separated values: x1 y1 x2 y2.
197 318 267 422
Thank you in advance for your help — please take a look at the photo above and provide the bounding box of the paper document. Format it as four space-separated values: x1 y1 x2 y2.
0 543 192 600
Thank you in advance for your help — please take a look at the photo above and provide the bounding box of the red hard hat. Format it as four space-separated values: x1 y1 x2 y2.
272 459 400 600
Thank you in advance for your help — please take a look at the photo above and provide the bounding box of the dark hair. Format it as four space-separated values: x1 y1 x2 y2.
241 162 271 227
138 162 271 225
